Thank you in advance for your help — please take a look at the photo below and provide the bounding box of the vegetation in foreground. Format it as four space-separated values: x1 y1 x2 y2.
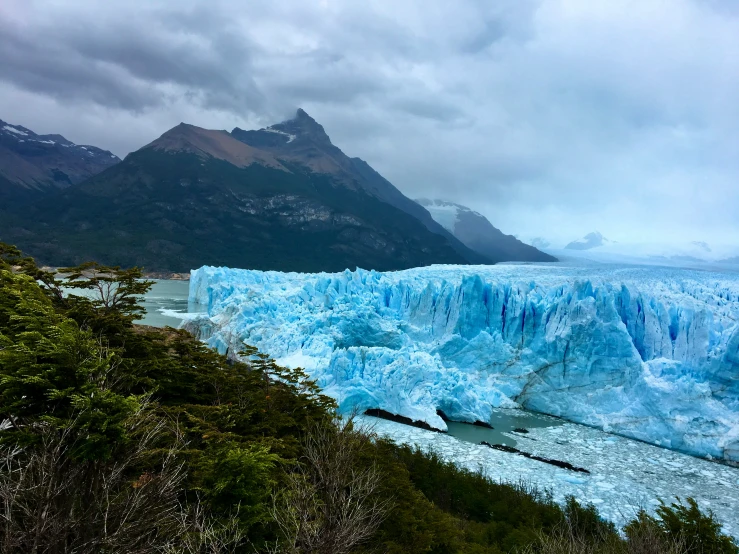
0 241 737 553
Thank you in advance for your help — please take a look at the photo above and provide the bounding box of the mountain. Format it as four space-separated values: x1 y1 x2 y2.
2 115 476 272
565 231 611 250
691 241 712 253
231 110 490 264
530 237 551 250
415 199 556 263
0 119 120 206
544 236 739 271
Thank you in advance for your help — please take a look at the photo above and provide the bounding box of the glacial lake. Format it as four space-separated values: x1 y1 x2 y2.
137 279 200 327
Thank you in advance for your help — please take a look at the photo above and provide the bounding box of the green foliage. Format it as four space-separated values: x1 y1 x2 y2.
367 442 567 553
562 495 618 544
0 269 140 460
195 442 280 531
624 498 739 554
60 260 154 324
0 246 336 549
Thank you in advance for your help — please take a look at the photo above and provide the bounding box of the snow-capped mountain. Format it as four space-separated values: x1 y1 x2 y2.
565 231 611 250
187 263 739 463
415 198 556 263
0 119 119 205
530 237 551 250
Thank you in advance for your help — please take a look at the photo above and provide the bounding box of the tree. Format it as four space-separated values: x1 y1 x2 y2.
628 498 739 554
270 416 394 554
0 403 186 553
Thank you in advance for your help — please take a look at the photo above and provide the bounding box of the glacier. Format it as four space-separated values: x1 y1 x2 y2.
186 263 739 463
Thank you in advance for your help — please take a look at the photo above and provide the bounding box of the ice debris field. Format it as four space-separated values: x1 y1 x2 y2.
185 262 739 533
357 413 739 538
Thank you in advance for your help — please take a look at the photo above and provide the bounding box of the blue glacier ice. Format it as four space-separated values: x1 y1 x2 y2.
186 263 739 463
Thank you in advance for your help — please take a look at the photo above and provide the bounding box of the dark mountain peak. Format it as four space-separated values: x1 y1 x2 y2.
40 133 72 145
144 122 286 171
230 111 342 175
1 120 33 138
295 107 314 121
270 108 331 144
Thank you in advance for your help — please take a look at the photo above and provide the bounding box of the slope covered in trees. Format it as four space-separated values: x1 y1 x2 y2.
0 242 736 553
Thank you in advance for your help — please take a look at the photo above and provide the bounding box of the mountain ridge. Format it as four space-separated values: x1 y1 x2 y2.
231 114 492 264
145 123 287 171
416 198 556 263
2 112 476 272
2 110 561 271
0 119 120 206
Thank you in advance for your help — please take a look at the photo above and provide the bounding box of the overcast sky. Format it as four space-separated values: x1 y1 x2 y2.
2 0 739 247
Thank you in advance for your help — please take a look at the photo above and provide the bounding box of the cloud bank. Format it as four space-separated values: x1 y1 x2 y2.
2 0 738 246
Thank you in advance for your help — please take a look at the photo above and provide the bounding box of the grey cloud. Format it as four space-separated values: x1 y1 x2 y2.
1 0 739 247
0 2 266 113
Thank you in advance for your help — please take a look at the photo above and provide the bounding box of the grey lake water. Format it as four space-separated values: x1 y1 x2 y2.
446 410 563 448
137 279 202 327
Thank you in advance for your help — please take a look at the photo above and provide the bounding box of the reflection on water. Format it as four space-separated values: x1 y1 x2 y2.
445 410 563 448
136 280 205 328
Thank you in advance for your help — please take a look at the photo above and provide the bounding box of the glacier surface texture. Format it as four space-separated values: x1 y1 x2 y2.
187 264 739 463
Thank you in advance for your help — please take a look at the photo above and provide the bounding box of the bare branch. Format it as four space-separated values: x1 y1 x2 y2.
270 415 394 554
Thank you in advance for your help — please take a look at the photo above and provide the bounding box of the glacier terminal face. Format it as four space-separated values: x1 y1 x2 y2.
186 263 739 463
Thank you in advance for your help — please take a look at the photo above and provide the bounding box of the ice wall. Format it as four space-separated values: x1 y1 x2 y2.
186 264 739 463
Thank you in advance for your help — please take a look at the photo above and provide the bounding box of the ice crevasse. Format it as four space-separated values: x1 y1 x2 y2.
186 264 739 463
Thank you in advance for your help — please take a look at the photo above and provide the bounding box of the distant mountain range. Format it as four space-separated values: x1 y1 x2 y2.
538 230 739 268
0 119 119 207
0 111 554 272
415 199 555 263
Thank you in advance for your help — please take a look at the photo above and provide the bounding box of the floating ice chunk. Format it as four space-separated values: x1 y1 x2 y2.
158 308 202 321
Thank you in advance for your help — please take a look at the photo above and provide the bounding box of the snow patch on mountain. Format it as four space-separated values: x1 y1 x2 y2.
2 125 28 136
415 198 464 232
263 126 297 143
186 263 739 463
